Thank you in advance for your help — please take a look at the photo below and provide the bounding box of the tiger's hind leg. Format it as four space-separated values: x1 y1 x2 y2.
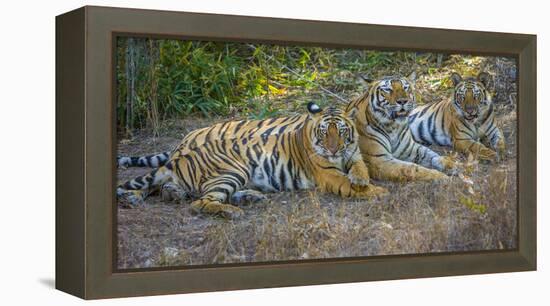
230 189 267 205
190 174 248 219
117 189 147 208
117 164 174 208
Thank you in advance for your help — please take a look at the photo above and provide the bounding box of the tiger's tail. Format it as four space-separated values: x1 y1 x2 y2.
117 151 170 168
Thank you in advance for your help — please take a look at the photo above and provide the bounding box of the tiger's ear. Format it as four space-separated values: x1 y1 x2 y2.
357 74 374 88
407 71 417 85
477 72 491 88
346 107 358 120
450 72 463 86
307 102 323 117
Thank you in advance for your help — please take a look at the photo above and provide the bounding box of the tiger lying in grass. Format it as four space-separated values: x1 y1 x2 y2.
117 103 387 218
408 72 505 162
346 73 457 181
119 74 457 184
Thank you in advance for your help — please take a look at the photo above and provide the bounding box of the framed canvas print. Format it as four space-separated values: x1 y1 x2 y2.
56 6 536 299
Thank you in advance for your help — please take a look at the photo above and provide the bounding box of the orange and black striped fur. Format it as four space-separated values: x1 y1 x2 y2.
117 104 386 218
346 73 456 181
408 72 505 162
117 113 309 168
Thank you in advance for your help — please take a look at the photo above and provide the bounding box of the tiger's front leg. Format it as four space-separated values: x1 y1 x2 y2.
479 115 506 161
366 154 448 182
453 138 497 162
346 153 371 186
359 136 447 182
399 137 458 176
485 127 506 161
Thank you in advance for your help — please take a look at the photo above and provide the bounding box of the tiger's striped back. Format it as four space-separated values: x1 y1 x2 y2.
117 115 307 168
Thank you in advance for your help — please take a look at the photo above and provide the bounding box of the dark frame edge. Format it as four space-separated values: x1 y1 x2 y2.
55 6 87 299
54 5 537 300
517 36 537 270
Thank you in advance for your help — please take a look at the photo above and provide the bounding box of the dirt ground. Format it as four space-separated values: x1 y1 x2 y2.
116 110 517 269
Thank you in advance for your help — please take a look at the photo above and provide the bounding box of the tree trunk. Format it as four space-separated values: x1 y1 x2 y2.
125 38 136 137
148 39 160 137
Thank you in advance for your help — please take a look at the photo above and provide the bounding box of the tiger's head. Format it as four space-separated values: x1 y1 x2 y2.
450 72 493 122
347 73 417 132
306 102 358 162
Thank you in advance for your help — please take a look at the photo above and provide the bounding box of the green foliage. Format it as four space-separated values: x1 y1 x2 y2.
156 41 241 116
117 39 351 131
459 196 487 214
247 100 281 120
116 38 437 133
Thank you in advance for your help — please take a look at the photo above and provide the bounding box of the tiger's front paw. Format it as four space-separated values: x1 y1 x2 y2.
218 205 244 219
477 147 498 164
347 163 371 186
230 189 267 205
190 199 244 219
351 184 389 200
439 156 459 175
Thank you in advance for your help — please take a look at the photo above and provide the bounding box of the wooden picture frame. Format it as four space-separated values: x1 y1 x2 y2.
56 6 536 299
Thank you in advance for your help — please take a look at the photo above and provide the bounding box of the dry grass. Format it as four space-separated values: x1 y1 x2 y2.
116 55 518 269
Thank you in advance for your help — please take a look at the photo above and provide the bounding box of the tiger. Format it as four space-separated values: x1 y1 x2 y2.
345 73 457 181
117 103 387 218
408 72 505 162
118 74 456 182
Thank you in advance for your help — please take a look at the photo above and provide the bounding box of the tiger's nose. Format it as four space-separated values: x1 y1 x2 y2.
328 145 339 155
396 99 409 106
465 106 477 115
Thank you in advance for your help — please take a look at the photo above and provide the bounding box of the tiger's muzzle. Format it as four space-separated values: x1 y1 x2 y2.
463 106 479 121
391 99 413 119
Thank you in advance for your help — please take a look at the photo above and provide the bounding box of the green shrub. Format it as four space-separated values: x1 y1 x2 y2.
116 38 429 133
